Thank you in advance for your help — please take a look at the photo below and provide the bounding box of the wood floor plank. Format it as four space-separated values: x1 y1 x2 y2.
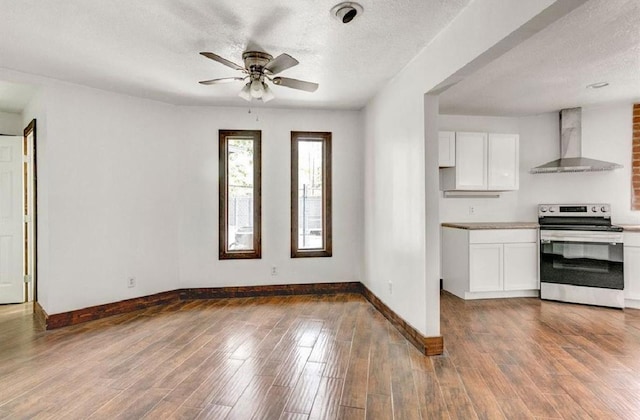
309 377 344 420
322 340 351 379
543 393 594 420
412 370 449 420
366 335 391 396
440 385 479 420
388 343 421 420
498 363 561 418
224 375 276 420
284 361 325 414
337 406 365 420
273 346 313 388
3 292 640 419
456 366 506 420
250 385 291 420
195 404 232 419
209 358 263 407
281 412 310 420
365 393 392 420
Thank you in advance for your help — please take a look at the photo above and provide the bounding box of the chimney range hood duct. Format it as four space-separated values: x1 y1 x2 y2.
530 107 623 174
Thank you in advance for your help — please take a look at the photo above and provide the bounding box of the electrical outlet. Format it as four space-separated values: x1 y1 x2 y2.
127 277 136 288
271 266 278 276
469 206 476 215
388 281 393 294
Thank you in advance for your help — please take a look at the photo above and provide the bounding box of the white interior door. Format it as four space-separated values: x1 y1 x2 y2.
0 136 24 304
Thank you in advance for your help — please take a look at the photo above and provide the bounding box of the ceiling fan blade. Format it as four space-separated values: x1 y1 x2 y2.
272 77 319 92
200 52 245 71
264 54 299 75
199 77 246 85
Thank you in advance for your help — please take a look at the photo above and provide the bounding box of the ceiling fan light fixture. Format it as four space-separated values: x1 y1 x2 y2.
239 82 252 101
250 79 264 98
199 50 319 102
261 83 275 102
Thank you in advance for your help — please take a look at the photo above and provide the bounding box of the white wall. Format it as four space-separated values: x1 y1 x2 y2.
14 71 363 315
439 102 640 225
178 107 364 288
0 110 22 134
27 82 183 315
363 0 557 337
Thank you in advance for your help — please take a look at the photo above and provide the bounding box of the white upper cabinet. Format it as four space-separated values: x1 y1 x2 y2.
438 131 456 168
455 132 487 190
488 133 519 190
440 131 519 192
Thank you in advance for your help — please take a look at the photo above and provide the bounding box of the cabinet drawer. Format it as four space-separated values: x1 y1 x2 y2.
469 229 537 244
625 232 640 247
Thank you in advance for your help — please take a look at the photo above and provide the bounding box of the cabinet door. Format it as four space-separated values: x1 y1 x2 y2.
438 131 456 167
470 244 503 292
503 242 538 291
624 246 640 300
455 132 487 190
488 133 519 190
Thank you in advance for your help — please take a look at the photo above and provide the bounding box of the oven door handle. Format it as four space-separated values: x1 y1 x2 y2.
541 239 551 244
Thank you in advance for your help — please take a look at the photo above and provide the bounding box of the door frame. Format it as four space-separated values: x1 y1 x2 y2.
23 119 37 304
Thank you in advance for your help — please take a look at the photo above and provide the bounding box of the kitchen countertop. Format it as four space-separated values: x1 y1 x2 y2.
441 222 539 230
618 225 640 232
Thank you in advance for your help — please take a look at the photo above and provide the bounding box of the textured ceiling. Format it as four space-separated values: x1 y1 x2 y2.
0 0 471 110
439 0 640 116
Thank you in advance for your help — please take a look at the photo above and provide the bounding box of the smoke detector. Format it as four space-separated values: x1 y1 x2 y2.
331 2 363 24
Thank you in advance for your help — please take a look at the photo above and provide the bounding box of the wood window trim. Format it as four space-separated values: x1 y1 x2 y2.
633 104 640 210
219 130 262 259
24 119 37 303
291 131 332 258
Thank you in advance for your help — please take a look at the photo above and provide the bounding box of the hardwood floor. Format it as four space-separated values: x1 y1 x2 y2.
1 292 640 419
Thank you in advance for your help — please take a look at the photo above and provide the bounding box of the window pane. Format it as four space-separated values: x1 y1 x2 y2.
227 138 254 251
291 131 331 258
298 141 323 249
219 130 261 260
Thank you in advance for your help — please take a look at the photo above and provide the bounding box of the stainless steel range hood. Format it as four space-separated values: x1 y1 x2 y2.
530 107 623 174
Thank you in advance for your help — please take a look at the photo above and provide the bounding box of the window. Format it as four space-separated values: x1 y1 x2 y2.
291 132 332 258
219 130 261 259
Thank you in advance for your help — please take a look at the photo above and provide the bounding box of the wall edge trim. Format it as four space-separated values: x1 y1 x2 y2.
360 284 443 356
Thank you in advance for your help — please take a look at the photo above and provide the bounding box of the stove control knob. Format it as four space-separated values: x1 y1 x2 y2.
592 206 598 213
540 206 548 213
549 207 555 213
601 206 609 213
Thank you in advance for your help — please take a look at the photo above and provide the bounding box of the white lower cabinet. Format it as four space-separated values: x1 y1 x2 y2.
503 243 539 291
442 227 539 300
470 244 503 292
625 232 640 308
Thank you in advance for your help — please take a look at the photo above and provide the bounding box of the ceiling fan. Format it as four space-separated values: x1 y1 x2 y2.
199 51 319 102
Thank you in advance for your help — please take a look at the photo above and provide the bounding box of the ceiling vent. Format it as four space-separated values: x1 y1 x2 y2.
331 2 363 24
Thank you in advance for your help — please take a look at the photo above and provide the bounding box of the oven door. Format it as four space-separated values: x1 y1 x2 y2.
540 231 624 290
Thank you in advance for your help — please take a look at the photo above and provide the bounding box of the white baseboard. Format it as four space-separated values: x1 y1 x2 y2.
625 299 640 310
462 290 539 300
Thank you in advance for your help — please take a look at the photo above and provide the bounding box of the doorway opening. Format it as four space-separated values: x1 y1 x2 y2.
0 119 36 307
